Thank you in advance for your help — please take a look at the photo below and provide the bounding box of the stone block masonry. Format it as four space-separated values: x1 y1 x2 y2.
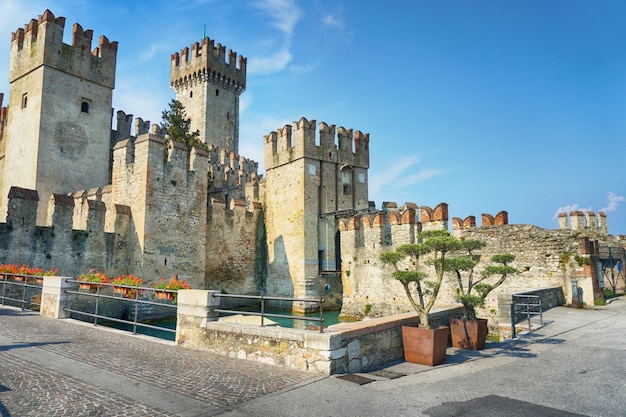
339 202 606 337
175 289 463 374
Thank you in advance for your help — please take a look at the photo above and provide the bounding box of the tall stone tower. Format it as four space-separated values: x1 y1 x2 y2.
170 37 246 153
263 117 370 310
0 10 117 224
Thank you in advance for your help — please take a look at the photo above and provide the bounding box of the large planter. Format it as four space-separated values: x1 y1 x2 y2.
450 317 488 350
401 325 448 366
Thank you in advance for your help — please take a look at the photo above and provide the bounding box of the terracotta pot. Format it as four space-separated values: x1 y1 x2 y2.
79 283 98 293
402 325 448 366
155 290 173 300
450 317 488 350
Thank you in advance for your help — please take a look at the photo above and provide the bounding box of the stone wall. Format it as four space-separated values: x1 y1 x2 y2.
205 197 265 299
175 289 463 374
263 118 370 309
0 188 129 277
0 10 117 224
339 208 602 334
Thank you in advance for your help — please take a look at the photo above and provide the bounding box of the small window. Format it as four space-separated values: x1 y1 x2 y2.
227 112 230 120
215 89 219 97
343 184 352 195
81 101 89 113
190 91 193 98
21 93 27 108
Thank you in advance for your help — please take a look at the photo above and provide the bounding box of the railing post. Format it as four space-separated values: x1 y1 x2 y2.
260 294 265 327
319 297 324 333
176 290 220 346
40 276 74 319
1 274 6 306
510 298 516 339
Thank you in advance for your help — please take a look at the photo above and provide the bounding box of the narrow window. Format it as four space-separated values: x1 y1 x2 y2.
343 184 352 195
215 89 219 97
21 93 27 108
227 112 230 120
190 91 193 98
81 101 89 113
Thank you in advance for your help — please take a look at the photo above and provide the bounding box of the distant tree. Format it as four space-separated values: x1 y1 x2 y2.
160 99 201 148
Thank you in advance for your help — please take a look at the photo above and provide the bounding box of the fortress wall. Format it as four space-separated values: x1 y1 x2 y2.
205 198 265 298
339 203 599 329
0 187 129 277
110 133 209 287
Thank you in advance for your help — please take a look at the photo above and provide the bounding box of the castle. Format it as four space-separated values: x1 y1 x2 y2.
1 10 624 320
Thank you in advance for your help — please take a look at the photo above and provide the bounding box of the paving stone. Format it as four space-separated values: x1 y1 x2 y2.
0 307 315 416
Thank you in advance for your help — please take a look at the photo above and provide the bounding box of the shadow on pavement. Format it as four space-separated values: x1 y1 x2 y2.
0 340 69 352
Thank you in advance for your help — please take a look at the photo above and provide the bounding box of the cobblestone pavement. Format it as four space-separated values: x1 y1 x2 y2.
0 307 317 416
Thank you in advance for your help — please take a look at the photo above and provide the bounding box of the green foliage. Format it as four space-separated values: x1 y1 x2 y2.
594 296 607 306
364 303 372 315
379 229 460 328
160 99 202 149
574 255 590 266
449 240 519 319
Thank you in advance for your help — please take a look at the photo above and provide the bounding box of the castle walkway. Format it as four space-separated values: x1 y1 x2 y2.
0 308 318 416
2 299 626 416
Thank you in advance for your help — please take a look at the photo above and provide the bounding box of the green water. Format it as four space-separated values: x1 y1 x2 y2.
99 308 345 341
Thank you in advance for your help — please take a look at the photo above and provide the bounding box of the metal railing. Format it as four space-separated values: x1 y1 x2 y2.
63 279 178 338
0 273 43 311
511 294 543 338
213 293 326 333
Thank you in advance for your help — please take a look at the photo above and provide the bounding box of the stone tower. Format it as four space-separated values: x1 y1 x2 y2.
170 37 246 153
263 117 370 310
0 10 117 224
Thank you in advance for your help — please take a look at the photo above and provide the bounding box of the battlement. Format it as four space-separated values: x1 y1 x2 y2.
170 36 246 94
451 211 508 230
207 144 260 200
558 211 608 233
10 10 117 88
111 110 154 142
264 117 370 170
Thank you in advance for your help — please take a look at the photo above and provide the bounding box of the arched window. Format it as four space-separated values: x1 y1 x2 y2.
81 101 89 113
215 89 219 97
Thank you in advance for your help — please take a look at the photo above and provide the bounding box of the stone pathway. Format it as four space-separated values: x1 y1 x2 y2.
0 307 317 416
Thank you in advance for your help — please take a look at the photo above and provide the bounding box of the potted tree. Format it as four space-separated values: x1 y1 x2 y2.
448 245 519 350
380 229 462 366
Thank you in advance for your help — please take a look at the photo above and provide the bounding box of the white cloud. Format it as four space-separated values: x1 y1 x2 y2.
323 14 344 29
600 192 625 213
553 203 592 220
369 155 445 202
247 0 302 75
254 0 302 37
248 48 292 74
554 192 624 220
139 42 167 63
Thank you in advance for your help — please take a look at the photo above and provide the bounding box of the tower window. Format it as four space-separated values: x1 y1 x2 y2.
227 112 230 120
343 184 352 195
190 91 193 98
81 101 89 113
21 93 27 108
215 89 219 97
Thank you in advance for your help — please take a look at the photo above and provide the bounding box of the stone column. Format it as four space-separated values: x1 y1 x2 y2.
176 290 220 348
40 276 73 319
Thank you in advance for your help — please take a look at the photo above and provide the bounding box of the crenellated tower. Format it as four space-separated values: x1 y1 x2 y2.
0 9 118 224
170 36 246 153
263 117 370 309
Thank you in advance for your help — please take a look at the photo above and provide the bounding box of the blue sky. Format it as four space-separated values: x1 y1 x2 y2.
1 0 625 234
